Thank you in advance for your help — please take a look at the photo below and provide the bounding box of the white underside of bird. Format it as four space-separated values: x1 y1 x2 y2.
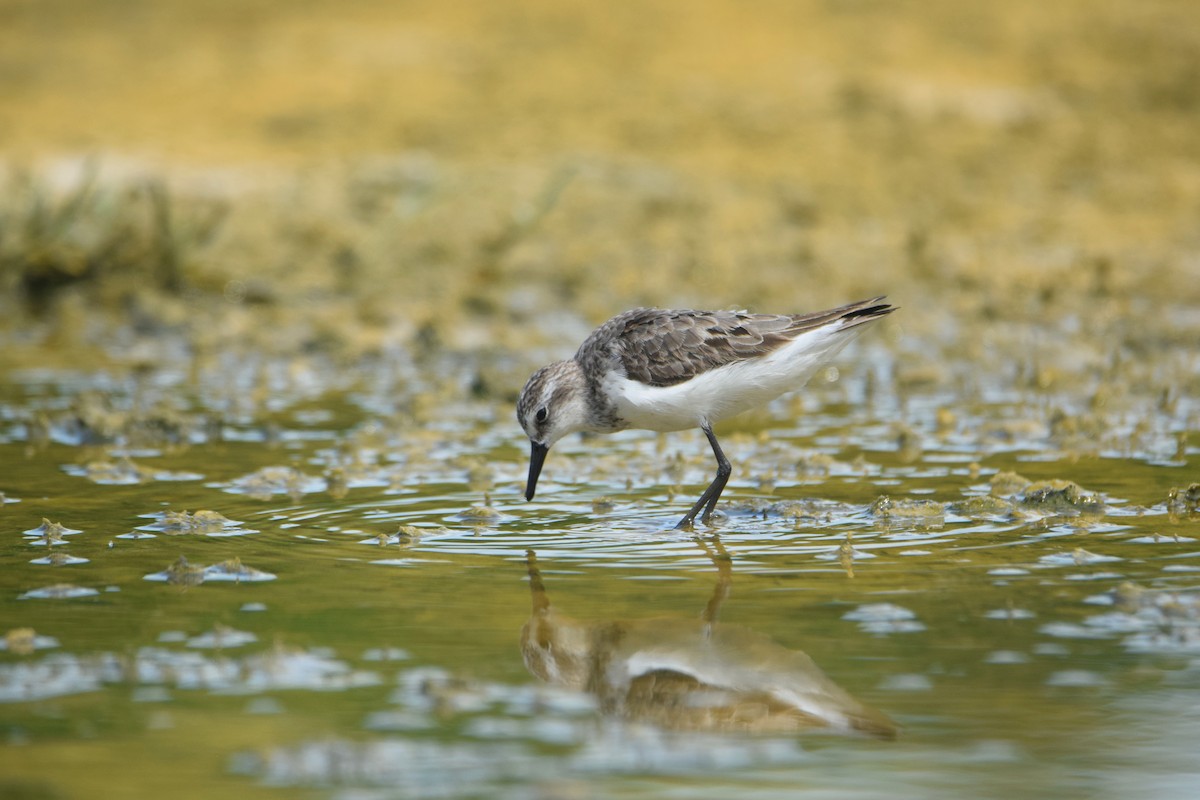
602 322 864 432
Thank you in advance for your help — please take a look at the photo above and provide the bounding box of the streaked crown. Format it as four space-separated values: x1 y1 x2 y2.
516 360 587 448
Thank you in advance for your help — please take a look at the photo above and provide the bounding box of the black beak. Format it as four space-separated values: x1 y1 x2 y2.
525 441 549 501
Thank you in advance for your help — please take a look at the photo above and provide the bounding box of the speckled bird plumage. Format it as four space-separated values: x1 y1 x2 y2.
518 296 895 528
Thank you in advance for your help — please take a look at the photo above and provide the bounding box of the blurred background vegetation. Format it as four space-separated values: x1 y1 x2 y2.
1 0 1197 398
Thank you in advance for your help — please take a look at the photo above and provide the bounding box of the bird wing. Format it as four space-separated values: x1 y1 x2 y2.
577 297 892 387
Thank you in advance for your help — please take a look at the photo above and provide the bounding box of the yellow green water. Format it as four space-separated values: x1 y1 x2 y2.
3 0 1200 797
2 354 1198 799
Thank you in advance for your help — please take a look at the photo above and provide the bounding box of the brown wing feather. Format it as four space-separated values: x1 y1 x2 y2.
576 297 893 388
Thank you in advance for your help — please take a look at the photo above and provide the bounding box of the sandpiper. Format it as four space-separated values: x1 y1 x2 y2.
517 296 895 528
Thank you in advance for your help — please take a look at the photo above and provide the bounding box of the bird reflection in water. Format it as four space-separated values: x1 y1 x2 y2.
520 541 897 739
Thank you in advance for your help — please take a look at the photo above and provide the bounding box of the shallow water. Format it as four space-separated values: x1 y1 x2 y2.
3 0 1200 793
2 352 1199 800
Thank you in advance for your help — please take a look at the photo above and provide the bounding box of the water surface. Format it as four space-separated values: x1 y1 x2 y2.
2 351 1198 799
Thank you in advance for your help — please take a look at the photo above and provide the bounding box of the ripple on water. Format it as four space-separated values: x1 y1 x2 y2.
211 467 327 499
61 458 204 485
28 553 90 565
0 645 382 702
842 603 926 635
1 629 59 654
17 584 99 600
186 627 258 649
135 509 259 537
22 519 82 538
143 557 277 585
232 716 813 794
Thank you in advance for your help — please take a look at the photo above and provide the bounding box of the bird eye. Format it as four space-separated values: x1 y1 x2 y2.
535 407 548 424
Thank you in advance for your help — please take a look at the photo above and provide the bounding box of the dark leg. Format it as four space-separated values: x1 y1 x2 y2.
674 424 732 530
697 536 732 628
525 549 550 617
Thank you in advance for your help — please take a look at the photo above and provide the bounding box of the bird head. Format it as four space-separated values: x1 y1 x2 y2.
516 360 588 501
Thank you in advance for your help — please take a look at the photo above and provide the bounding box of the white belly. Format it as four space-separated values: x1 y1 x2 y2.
604 325 863 432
